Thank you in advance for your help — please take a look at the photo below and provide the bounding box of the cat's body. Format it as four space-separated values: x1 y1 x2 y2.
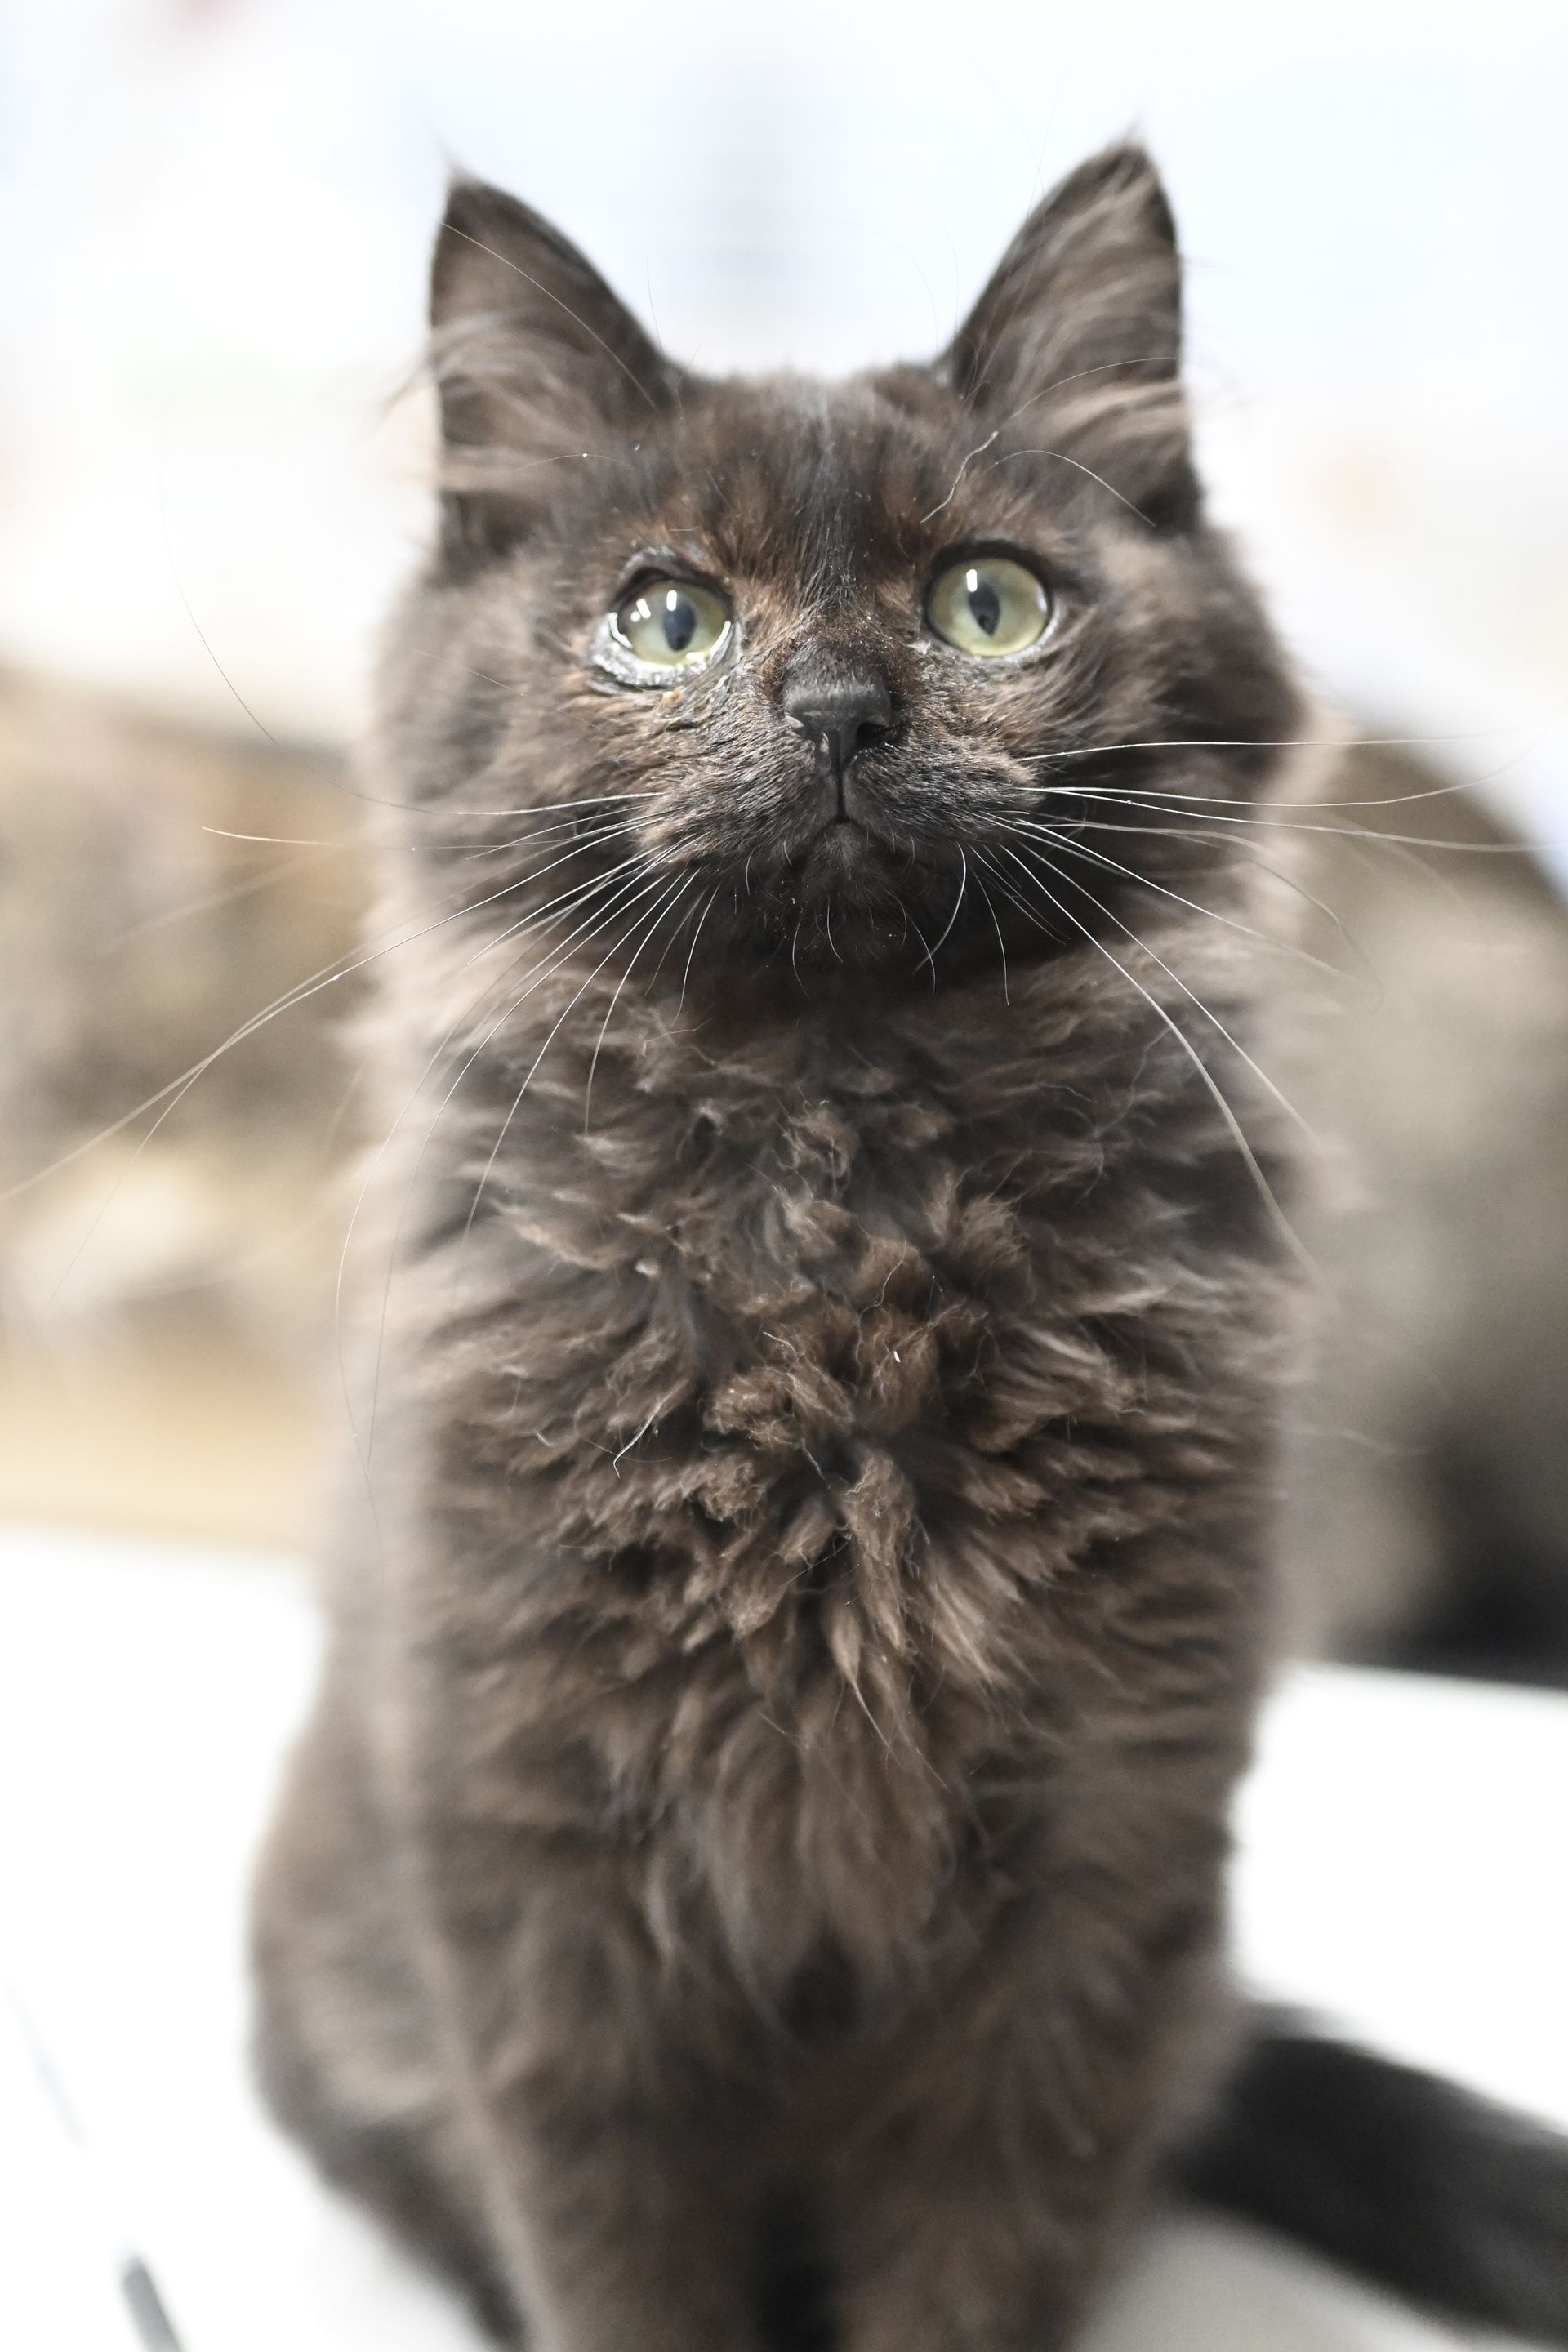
252 149 1568 2349
262 910 1288 2350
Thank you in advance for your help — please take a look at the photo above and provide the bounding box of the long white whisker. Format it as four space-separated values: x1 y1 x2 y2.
996 839 1311 1143
972 868 1011 1004
1058 821 1379 973
644 884 706 988
1021 724 1529 768
351 860 670 1459
1031 786 1548 854
94 844 337 950
677 885 722 1015
978 444 1151 523
977 845 1311 1271
1006 817 1343 979
917 848 969 976
9 820 644 1210
583 880 693 1132
457 875 684 1253
36 839 647 1305
448 843 651 978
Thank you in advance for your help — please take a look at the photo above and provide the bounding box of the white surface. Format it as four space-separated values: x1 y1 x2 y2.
0 1521 1563 2351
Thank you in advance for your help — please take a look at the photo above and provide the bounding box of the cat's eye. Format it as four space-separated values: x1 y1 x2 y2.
926 556 1051 658
611 577 732 671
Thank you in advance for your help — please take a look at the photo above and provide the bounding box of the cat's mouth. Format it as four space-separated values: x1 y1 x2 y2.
783 814 915 920
800 815 885 877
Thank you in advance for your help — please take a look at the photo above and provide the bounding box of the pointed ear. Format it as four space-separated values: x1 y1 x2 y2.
430 179 678 559
947 145 1197 528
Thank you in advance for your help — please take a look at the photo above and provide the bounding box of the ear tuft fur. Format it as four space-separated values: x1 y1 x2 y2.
946 144 1198 528
430 177 676 561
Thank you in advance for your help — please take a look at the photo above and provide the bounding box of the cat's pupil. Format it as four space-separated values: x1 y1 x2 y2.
966 569 1001 636
662 590 697 653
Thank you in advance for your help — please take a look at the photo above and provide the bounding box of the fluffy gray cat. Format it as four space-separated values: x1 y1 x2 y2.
231 142 1566 2350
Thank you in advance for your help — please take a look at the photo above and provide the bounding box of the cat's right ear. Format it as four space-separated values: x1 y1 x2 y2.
430 179 677 561
945 145 1197 528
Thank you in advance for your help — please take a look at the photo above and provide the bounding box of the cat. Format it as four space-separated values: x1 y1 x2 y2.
251 146 1568 2350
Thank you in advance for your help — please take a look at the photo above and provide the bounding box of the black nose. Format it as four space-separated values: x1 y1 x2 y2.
782 673 893 777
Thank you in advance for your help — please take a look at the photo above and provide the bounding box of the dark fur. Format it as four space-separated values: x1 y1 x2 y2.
252 147 1568 2349
1177 2014 1568 2343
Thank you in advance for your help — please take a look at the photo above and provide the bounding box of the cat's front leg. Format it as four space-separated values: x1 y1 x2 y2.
418 1830 772 2352
466 2091 766 2352
826 1902 1222 2352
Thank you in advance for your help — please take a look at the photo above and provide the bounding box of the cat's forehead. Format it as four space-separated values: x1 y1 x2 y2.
604 372 993 590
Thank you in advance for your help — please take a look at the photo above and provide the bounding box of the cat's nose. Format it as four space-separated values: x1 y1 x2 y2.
781 673 893 777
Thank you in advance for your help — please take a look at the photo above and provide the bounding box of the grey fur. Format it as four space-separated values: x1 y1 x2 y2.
254 145 1310 2350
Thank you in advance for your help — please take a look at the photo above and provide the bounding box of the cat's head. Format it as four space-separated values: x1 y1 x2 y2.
384 145 1299 991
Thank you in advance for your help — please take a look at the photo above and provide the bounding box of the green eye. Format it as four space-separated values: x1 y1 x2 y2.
612 577 731 670
926 556 1050 657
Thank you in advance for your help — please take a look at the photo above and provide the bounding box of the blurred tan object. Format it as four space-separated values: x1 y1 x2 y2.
1285 751 1568 1674
0 668 363 1544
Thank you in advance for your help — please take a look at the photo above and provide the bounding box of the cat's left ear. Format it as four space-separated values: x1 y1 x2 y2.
430 178 678 559
946 145 1197 528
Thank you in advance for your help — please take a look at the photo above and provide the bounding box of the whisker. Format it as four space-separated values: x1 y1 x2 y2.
394 786 662 823
972 869 1011 1004
584 880 694 1131
977 444 1151 525
352 859 670 1459
917 848 969 977
974 845 1312 1272
479 812 642 855
645 886 706 988
448 841 653 978
1062 821 1379 978
92 844 337 951
995 352 1183 435
678 886 722 1016
996 839 1312 1141
11 819 648 1210
905 906 940 988
982 851 1316 1270
203 825 357 847
457 874 683 1250
1005 817 1343 980
201 801 640 859
920 430 1000 524
1022 724 1533 768
33 839 651 1321
1033 786 1552 855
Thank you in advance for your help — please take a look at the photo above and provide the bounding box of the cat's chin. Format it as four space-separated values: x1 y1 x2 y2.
682 823 991 982
712 893 950 984
797 817 893 889
777 825 932 962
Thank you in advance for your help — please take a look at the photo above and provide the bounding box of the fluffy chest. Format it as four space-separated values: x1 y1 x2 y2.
407 995 1276 1989
439 1062 1164 1642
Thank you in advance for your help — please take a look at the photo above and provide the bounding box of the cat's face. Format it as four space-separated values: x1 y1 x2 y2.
386 148 1298 991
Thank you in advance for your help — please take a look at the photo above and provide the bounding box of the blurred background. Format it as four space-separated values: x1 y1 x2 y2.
2 0 1566 1675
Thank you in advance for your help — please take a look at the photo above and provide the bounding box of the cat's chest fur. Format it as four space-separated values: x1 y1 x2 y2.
394 958 1272 1990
